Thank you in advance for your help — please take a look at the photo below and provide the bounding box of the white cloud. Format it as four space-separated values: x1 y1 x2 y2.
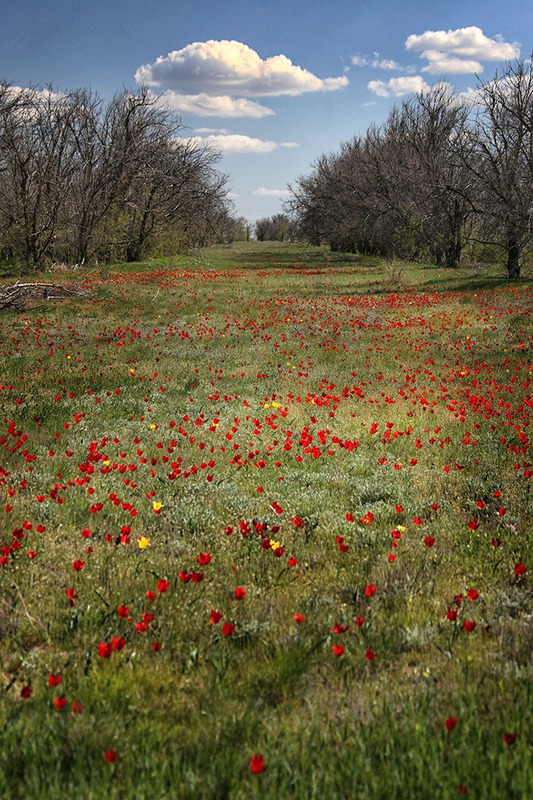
405 26 520 74
156 90 275 117
184 133 298 154
4 84 64 103
460 71 532 105
352 52 403 70
253 187 292 197
194 127 231 134
416 53 484 74
368 75 431 97
135 40 348 97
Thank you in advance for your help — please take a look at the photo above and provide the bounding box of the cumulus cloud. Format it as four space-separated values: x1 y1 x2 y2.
253 187 292 197
135 40 348 97
368 75 431 97
156 90 275 117
184 133 299 154
352 52 403 70
405 26 520 74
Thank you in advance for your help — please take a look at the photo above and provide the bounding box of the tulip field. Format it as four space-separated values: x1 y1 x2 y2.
0 242 532 798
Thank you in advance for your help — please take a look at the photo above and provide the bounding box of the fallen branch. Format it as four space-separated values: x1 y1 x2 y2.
0 281 85 311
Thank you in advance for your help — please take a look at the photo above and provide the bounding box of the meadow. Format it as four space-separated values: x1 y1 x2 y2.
0 242 531 799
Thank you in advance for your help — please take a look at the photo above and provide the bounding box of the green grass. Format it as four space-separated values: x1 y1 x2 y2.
0 242 532 798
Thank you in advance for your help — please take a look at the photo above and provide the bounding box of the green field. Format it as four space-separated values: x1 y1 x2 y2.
1 242 532 798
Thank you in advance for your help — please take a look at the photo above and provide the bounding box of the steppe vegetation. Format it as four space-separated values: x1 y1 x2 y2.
0 242 531 798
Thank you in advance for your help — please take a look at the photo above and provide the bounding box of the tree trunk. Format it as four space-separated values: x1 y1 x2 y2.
506 236 521 279
445 235 462 269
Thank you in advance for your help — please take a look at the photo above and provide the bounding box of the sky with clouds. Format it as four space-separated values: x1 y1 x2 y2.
1 0 530 222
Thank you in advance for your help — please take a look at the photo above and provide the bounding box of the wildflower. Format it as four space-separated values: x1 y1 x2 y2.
222 621 235 637
445 716 458 731
336 535 349 552
197 552 212 565
365 648 376 660
331 645 345 657
365 584 377 598
514 562 527 577
98 642 113 658
331 622 349 634
54 696 67 711
463 620 477 633
105 750 118 763
138 535 150 549
234 587 246 600
72 560 85 571
48 674 61 687
20 685 32 699
293 613 305 624
65 587 78 606
157 579 170 593
503 732 517 745
210 610 223 625
152 501 163 514
250 754 265 774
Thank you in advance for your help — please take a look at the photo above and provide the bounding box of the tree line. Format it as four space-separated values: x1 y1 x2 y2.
287 60 533 279
0 84 242 268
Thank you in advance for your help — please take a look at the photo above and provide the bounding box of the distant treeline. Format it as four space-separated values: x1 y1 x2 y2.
287 60 533 279
0 84 247 268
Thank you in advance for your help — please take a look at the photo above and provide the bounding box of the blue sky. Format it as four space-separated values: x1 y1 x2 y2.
1 0 530 222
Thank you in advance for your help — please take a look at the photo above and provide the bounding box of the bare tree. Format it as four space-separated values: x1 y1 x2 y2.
461 60 533 278
0 82 236 267
0 85 78 267
400 85 474 268
255 213 297 242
